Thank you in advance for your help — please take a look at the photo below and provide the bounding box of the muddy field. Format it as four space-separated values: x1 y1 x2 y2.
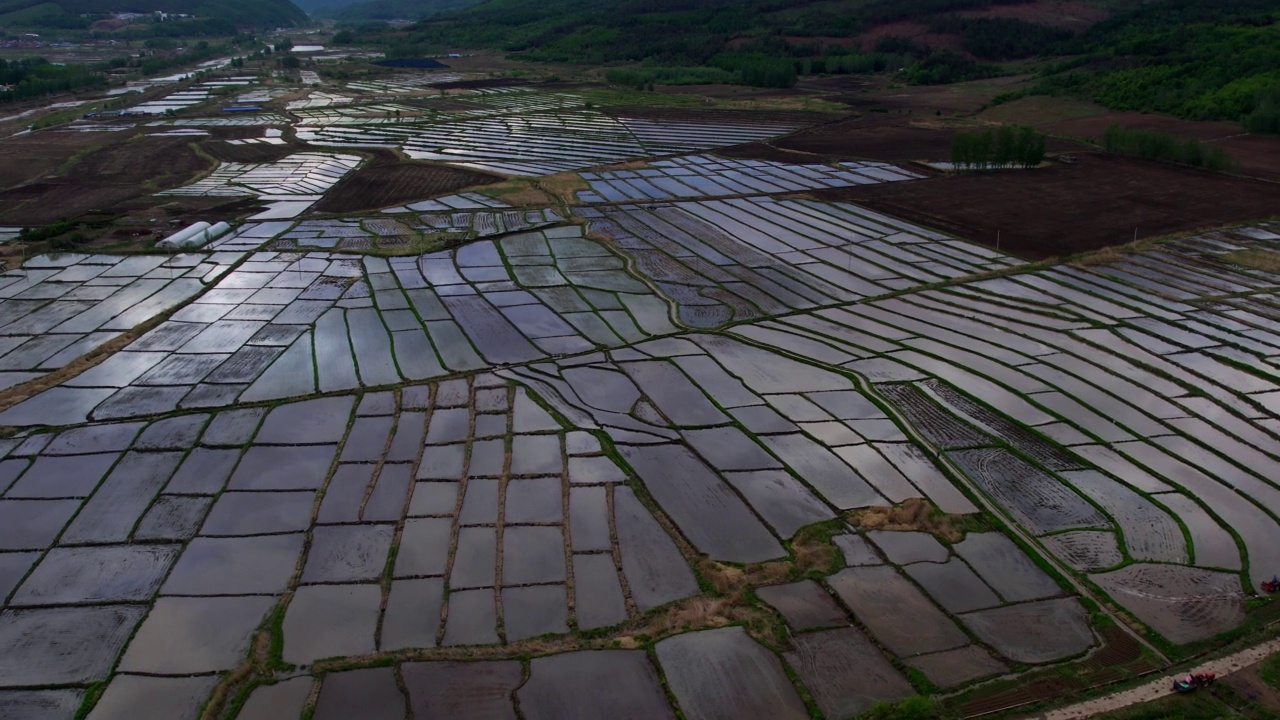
603 106 834 127
0 131 120 191
1045 112 1241 143
200 140 302 164
734 116 1089 164
1212 134 1280 181
982 96 1280 180
196 128 306 164
428 77 531 91
820 153 1280 259
1043 113 1280 181
808 73 1033 115
655 83 806 100
0 134 213 226
398 97 492 112
313 160 500 214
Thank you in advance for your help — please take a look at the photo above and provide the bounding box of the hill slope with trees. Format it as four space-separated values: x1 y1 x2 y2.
1017 0 1280 123
380 0 1085 61
352 0 1142 86
311 0 479 22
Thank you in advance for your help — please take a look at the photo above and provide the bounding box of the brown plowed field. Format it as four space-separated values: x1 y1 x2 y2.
810 74 1036 115
0 131 119 191
201 140 301 164
1211 134 1280 181
982 97 1280 180
399 98 491 112
198 126 304 164
1045 112 1240 142
723 117 1089 164
1042 113 1280 181
0 134 212 225
428 77 531 91
818 153 1280 260
713 142 838 164
605 106 833 127
313 161 499 214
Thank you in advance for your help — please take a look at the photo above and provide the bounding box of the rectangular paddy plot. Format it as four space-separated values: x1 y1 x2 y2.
158 153 362 198
144 115 291 128
291 102 442 127
0 96 1275 692
0 368 1063 720
0 377 697 706
343 72 466 95
0 227 685 425
290 87 574 127
745 221 1280 641
296 107 803 177
287 91 356 110
123 76 255 116
0 251 240 391
7 182 1246 716
582 197 1019 327
576 154 922 203
273 206 563 251
502 332 979 564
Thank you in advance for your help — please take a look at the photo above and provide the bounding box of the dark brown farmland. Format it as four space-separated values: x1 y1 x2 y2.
820 153 1280 260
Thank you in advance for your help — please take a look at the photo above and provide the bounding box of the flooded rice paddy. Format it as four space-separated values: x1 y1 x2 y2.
3 74 1280 720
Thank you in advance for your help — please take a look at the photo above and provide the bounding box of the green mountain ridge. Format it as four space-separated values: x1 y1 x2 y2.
310 0 478 23
0 0 308 30
312 0 478 22
383 0 1108 63
355 0 1279 123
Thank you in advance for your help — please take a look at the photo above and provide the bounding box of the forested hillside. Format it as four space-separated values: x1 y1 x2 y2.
349 0 1096 87
382 0 1079 61
311 0 479 22
1021 0 1280 122
339 0 1279 124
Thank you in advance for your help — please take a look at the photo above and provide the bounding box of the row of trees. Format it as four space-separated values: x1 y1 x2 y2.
1101 124 1236 171
604 50 898 91
708 53 797 88
136 41 224 75
0 38 243 105
1243 88 1280 134
951 125 1046 169
0 58 105 104
605 66 735 89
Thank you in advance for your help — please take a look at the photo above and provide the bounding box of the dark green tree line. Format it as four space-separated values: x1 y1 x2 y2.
1102 124 1237 171
951 125 1046 169
1243 87 1280 134
0 58 105 104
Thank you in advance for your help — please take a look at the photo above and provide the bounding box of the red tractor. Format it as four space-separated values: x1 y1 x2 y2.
1263 576 1280 594
1172 672 1216 693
